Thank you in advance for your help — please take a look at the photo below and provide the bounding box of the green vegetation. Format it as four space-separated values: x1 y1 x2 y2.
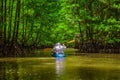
0 0 120 56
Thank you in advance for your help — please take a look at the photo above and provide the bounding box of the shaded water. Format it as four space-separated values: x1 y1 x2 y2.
0 52 120 80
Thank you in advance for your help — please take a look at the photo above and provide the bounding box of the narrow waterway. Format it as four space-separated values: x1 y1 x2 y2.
0 51 120 80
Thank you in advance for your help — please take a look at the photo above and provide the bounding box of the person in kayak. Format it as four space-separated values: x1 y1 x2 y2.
52 43 66 55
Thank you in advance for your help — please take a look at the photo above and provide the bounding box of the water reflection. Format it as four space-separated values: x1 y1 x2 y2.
0 58 56 80
55 57 64 76
1 57 120 80
0 62 19 80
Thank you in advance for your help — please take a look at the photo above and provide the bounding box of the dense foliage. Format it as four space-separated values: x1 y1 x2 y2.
0 0 120 56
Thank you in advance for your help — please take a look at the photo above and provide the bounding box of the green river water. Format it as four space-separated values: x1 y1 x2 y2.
0 50 120 80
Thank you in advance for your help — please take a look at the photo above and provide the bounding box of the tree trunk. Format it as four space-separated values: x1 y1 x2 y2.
8 0 14 43
3 0 7 44
0 0 3 47
12 0 21 44
10 0 21 56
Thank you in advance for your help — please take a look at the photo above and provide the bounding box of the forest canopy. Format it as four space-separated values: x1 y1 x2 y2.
0 0 120 56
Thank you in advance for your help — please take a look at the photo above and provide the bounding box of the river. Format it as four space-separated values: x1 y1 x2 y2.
0 50 120 80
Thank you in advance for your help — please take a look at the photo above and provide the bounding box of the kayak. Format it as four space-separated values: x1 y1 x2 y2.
52 53 66 57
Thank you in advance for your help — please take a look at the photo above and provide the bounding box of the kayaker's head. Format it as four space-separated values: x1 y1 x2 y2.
56 42 61 46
